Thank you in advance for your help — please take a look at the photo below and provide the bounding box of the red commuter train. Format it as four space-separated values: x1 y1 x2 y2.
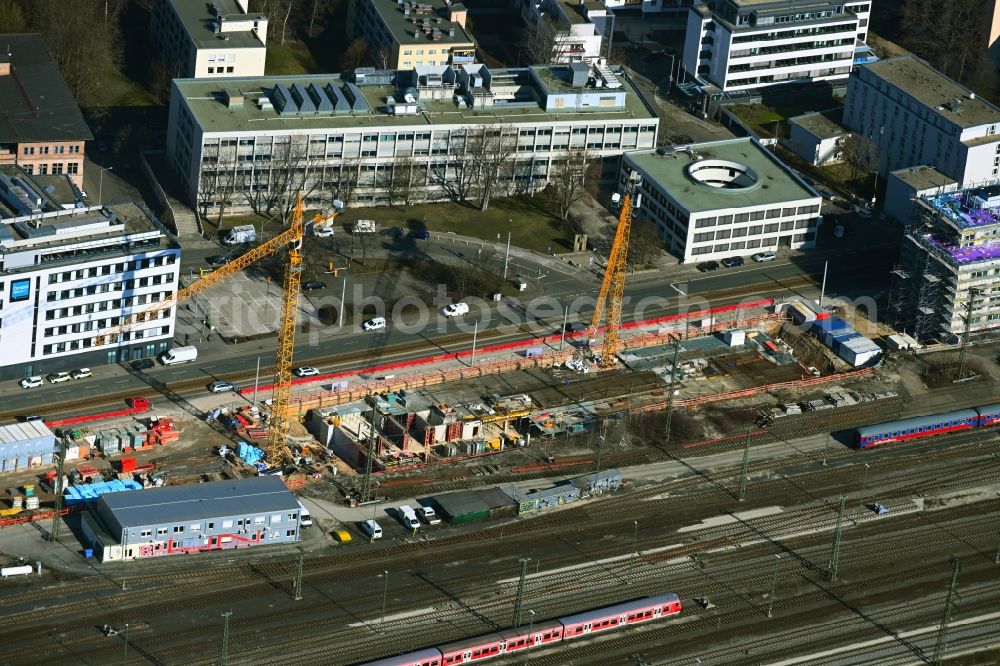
360 594 682 666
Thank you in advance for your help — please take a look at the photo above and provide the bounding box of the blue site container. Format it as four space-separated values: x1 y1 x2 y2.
829 330 860 352
811 316 850 338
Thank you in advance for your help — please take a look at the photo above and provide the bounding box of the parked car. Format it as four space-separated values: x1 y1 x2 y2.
752 251 777 263
208 380 237 393
418 506 441 525
360 519 383 539
303 281 327 291
130 358 155 371
363 316 387 331
294 366 320 377
313 225 334 238
563 322 587 334
46 372 71 384
384 227 404 238
19 376 43 389
333 529 353 543
70 368 92 380
408 230 431 240
697 261 720 272
206 255 231 267
721 256 744 268
442 302 470 318
19 415 44 422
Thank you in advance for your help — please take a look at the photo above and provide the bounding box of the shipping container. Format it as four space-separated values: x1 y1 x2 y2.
838 336 881 367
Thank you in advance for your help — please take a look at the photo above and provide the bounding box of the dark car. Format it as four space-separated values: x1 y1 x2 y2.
408 230 431 240
130 358 155 371
384 227 404 238
697 261 720 272
206 255 231 267
563 322 588 333
19 415 44 423
721 256 744 268
303 281 327 291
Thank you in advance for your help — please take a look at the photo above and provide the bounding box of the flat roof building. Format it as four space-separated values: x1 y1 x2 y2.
843 56 1000 189
683 0 872 94
166 63 658 216
0 203 181 380
0 421 56 474
150 0 268 79
884 165 958 225
621 137 821 262
786 111 847 166
895 187 1000 342
350 0 477 70
0 34 92 189
82 476 302 561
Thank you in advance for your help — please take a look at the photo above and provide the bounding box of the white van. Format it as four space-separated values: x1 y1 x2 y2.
397 505 420 530
361 519 383 539
362 316 386 331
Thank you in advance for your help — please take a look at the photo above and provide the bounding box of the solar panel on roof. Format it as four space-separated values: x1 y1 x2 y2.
343 82 370 112
272 84 297 114
324 83 351 112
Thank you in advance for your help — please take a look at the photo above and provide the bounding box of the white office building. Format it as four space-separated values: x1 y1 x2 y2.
0 204 181 380
682 0 871 92
621 137 821 263
150 0 268 79
522 0 612 64
842 56 1000 189
166 63 659 216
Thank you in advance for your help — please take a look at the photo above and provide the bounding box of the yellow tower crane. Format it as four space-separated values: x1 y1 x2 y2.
589 187 637 366
93 194 313 467
265 195 305 466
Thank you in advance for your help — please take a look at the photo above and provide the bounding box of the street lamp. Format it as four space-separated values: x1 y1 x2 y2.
98 166 115 206
767 554 780 618
524 609 536 664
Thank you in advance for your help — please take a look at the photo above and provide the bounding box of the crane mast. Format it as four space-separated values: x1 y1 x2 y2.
266 195 305 467
590 189 636 366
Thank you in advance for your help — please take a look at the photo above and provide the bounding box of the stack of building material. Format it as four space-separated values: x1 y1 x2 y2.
64 479 142 506
237 441 265 466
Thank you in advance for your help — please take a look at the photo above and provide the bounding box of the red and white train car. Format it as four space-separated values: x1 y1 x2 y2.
559 594 682 640
438 620 563 665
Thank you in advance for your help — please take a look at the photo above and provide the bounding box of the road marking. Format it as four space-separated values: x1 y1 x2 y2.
671 283 687 296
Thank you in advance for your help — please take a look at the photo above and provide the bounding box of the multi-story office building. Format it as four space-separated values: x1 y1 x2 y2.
621 137 821 263
842 56 1000 189
81 476 302 562
166 63 659 216
349 0 477 70
0 203 181 380
0 34 92 189
682 0 871 92
896 187 1000 342
150 0 268 78
522 0 612 64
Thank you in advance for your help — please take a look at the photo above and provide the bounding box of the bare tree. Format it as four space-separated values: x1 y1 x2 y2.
628 219 663 268
331 157 361 207
266 136 313 220
339 38 368 72
388 156 419 209
431 130 477 203
548 148 592 222
520 14 559 64
837 133 877 181
468 125 516 211
214 145 241 222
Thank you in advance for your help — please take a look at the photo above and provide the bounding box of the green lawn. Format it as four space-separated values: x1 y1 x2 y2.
333 196 573 253
265 42 324 75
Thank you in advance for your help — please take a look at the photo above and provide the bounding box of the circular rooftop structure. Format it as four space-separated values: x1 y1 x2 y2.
685 159 761 191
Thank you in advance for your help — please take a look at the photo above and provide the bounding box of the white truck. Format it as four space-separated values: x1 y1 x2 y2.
159 345 198 365
223 225 256 245
397 505 420 530
352 219 377 235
